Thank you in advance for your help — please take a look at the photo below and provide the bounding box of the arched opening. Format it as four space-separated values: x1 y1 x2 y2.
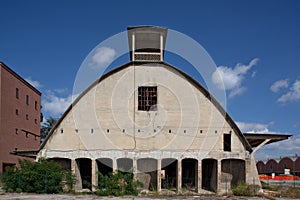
221 159 245 188
161 158 177 190
76 158 92 190
97 158 113 176
202 159 217 192
137 158 157 190
182 158 198 191
117 158 133 172
48 157 71 171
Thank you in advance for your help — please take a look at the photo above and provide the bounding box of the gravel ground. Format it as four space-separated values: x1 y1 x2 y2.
0 193 297 200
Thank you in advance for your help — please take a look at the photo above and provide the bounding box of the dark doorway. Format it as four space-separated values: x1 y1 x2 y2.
162 158 177 189
182 158 197 191
76 158 92 190
221 159 245 187
202 159 217 192
137 158 157 190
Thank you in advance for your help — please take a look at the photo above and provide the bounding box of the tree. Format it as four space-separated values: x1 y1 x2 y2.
40 117 58 140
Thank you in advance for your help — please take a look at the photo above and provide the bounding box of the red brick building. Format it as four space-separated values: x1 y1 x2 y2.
0 62 41 174
257 155 300 176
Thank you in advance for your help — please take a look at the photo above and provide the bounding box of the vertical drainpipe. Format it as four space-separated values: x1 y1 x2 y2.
132 33 136 150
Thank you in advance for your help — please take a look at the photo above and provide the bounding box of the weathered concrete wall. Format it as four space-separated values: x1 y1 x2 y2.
42 63 245 154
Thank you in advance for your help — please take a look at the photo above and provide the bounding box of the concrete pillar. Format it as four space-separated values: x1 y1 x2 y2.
113 158 117 172
217 159 222 194
71 159 82 191
133 158 137 181
157 159 162 192
246 154 261 188
177 159 182 193
91 159 98 192
197 159 202 193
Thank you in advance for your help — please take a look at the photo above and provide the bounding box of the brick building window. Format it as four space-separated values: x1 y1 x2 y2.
26 114 29 120
26 95 29 105
34 101 37 110
138 86 157 111
16 88 19 99
15 109 19 115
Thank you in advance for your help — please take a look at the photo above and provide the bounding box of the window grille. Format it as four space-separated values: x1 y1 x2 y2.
138 86 157 111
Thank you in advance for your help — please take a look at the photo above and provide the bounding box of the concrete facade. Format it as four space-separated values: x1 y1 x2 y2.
38 26 260 194
0 62 41 174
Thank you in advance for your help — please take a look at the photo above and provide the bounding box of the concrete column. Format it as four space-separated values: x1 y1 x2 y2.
133 158 138 181
197 159 202 193
71 159 82 191
217 159 222 194
246 154 261 188
177 159 182 193
91 159 98 192
113 158 117 172
157 159 162 192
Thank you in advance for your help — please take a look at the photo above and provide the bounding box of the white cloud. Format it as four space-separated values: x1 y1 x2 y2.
264 134 300 151
90 46 116 69
212 58 259 98
228 87 246 99
277 80 300 103
236 121 269 133
42 91 79 116
270 79 289 93
25 77 43 89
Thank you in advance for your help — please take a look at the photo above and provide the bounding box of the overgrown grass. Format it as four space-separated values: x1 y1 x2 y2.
281 186 300 198
231 182 260 196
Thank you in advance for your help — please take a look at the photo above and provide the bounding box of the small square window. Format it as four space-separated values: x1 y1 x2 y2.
138 86 157 111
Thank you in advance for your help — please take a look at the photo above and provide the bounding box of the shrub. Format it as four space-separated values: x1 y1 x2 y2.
231 182 251 196
97 171 139 196
63 170 76 192
1 158 71 194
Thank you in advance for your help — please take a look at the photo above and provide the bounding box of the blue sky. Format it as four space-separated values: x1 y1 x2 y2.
1 0 300 160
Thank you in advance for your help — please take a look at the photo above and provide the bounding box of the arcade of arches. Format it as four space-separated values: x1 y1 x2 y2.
49 157 246 192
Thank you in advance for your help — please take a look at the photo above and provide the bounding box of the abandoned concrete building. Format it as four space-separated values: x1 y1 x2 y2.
35 26 290 194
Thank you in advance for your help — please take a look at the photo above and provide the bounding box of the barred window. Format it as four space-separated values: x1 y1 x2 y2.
138 86 157 111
